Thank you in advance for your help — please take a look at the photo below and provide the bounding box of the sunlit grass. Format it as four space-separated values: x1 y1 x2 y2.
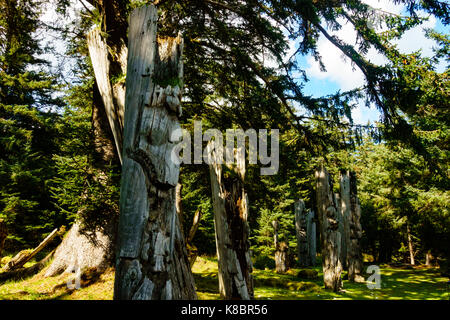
0 256 447 300
191 256 449 300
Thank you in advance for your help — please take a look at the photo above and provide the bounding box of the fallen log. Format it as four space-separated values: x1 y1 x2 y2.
2 228 59 272
0 250 55 283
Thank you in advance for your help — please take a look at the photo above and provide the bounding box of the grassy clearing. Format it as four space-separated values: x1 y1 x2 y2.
0 256 447 300
191 256 449 300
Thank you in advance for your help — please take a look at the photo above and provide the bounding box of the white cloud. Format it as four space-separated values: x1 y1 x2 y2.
303 0 441 123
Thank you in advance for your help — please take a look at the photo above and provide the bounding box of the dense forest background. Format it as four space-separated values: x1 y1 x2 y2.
0 0 448 284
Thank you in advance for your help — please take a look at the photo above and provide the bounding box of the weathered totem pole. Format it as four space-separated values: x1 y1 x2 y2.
306 210 317 266
335 192 347 269
207 142 254 300
113 5 197 299
347 171 364 282
272 220 288 273
295 199 316 266
339 170 351 270
315 164 343 292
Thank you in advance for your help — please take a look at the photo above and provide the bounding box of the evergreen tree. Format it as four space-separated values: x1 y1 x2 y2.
0 0 63 249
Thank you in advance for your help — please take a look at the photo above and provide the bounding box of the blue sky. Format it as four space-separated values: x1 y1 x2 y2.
292 0 449 124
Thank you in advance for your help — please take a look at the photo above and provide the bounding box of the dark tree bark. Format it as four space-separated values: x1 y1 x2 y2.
208 142 254 300
0 219 7 262
315 164 342 292
113 5 196 300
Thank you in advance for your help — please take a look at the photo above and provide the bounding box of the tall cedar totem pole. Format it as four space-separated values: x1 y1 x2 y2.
113 5 196 299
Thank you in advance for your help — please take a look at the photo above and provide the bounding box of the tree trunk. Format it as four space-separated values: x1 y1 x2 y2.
113 5 196 300
187 209 203 268
339 170 351 270
272 220 279 250
306 209 317 266
425 250 432 266
406 219 415 266
0 219 7 261
315 164 342 292
294 200 310 266
44 222 113 277
208 141 254 300
347 171 364 282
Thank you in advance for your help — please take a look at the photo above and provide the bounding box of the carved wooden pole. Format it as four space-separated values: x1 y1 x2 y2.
315 164 343 292
275 242 288 274
306 209 317 266
294 199 310 266
208 142 254 300
339 170 351 270
335 192 347 269
114 5 196 300
347 171 364 282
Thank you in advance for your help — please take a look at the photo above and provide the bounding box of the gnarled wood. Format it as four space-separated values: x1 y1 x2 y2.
315 164 342 292
208 142 253 300
113 5 196 300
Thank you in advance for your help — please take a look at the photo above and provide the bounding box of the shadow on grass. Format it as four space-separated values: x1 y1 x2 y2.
193 257 449 300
